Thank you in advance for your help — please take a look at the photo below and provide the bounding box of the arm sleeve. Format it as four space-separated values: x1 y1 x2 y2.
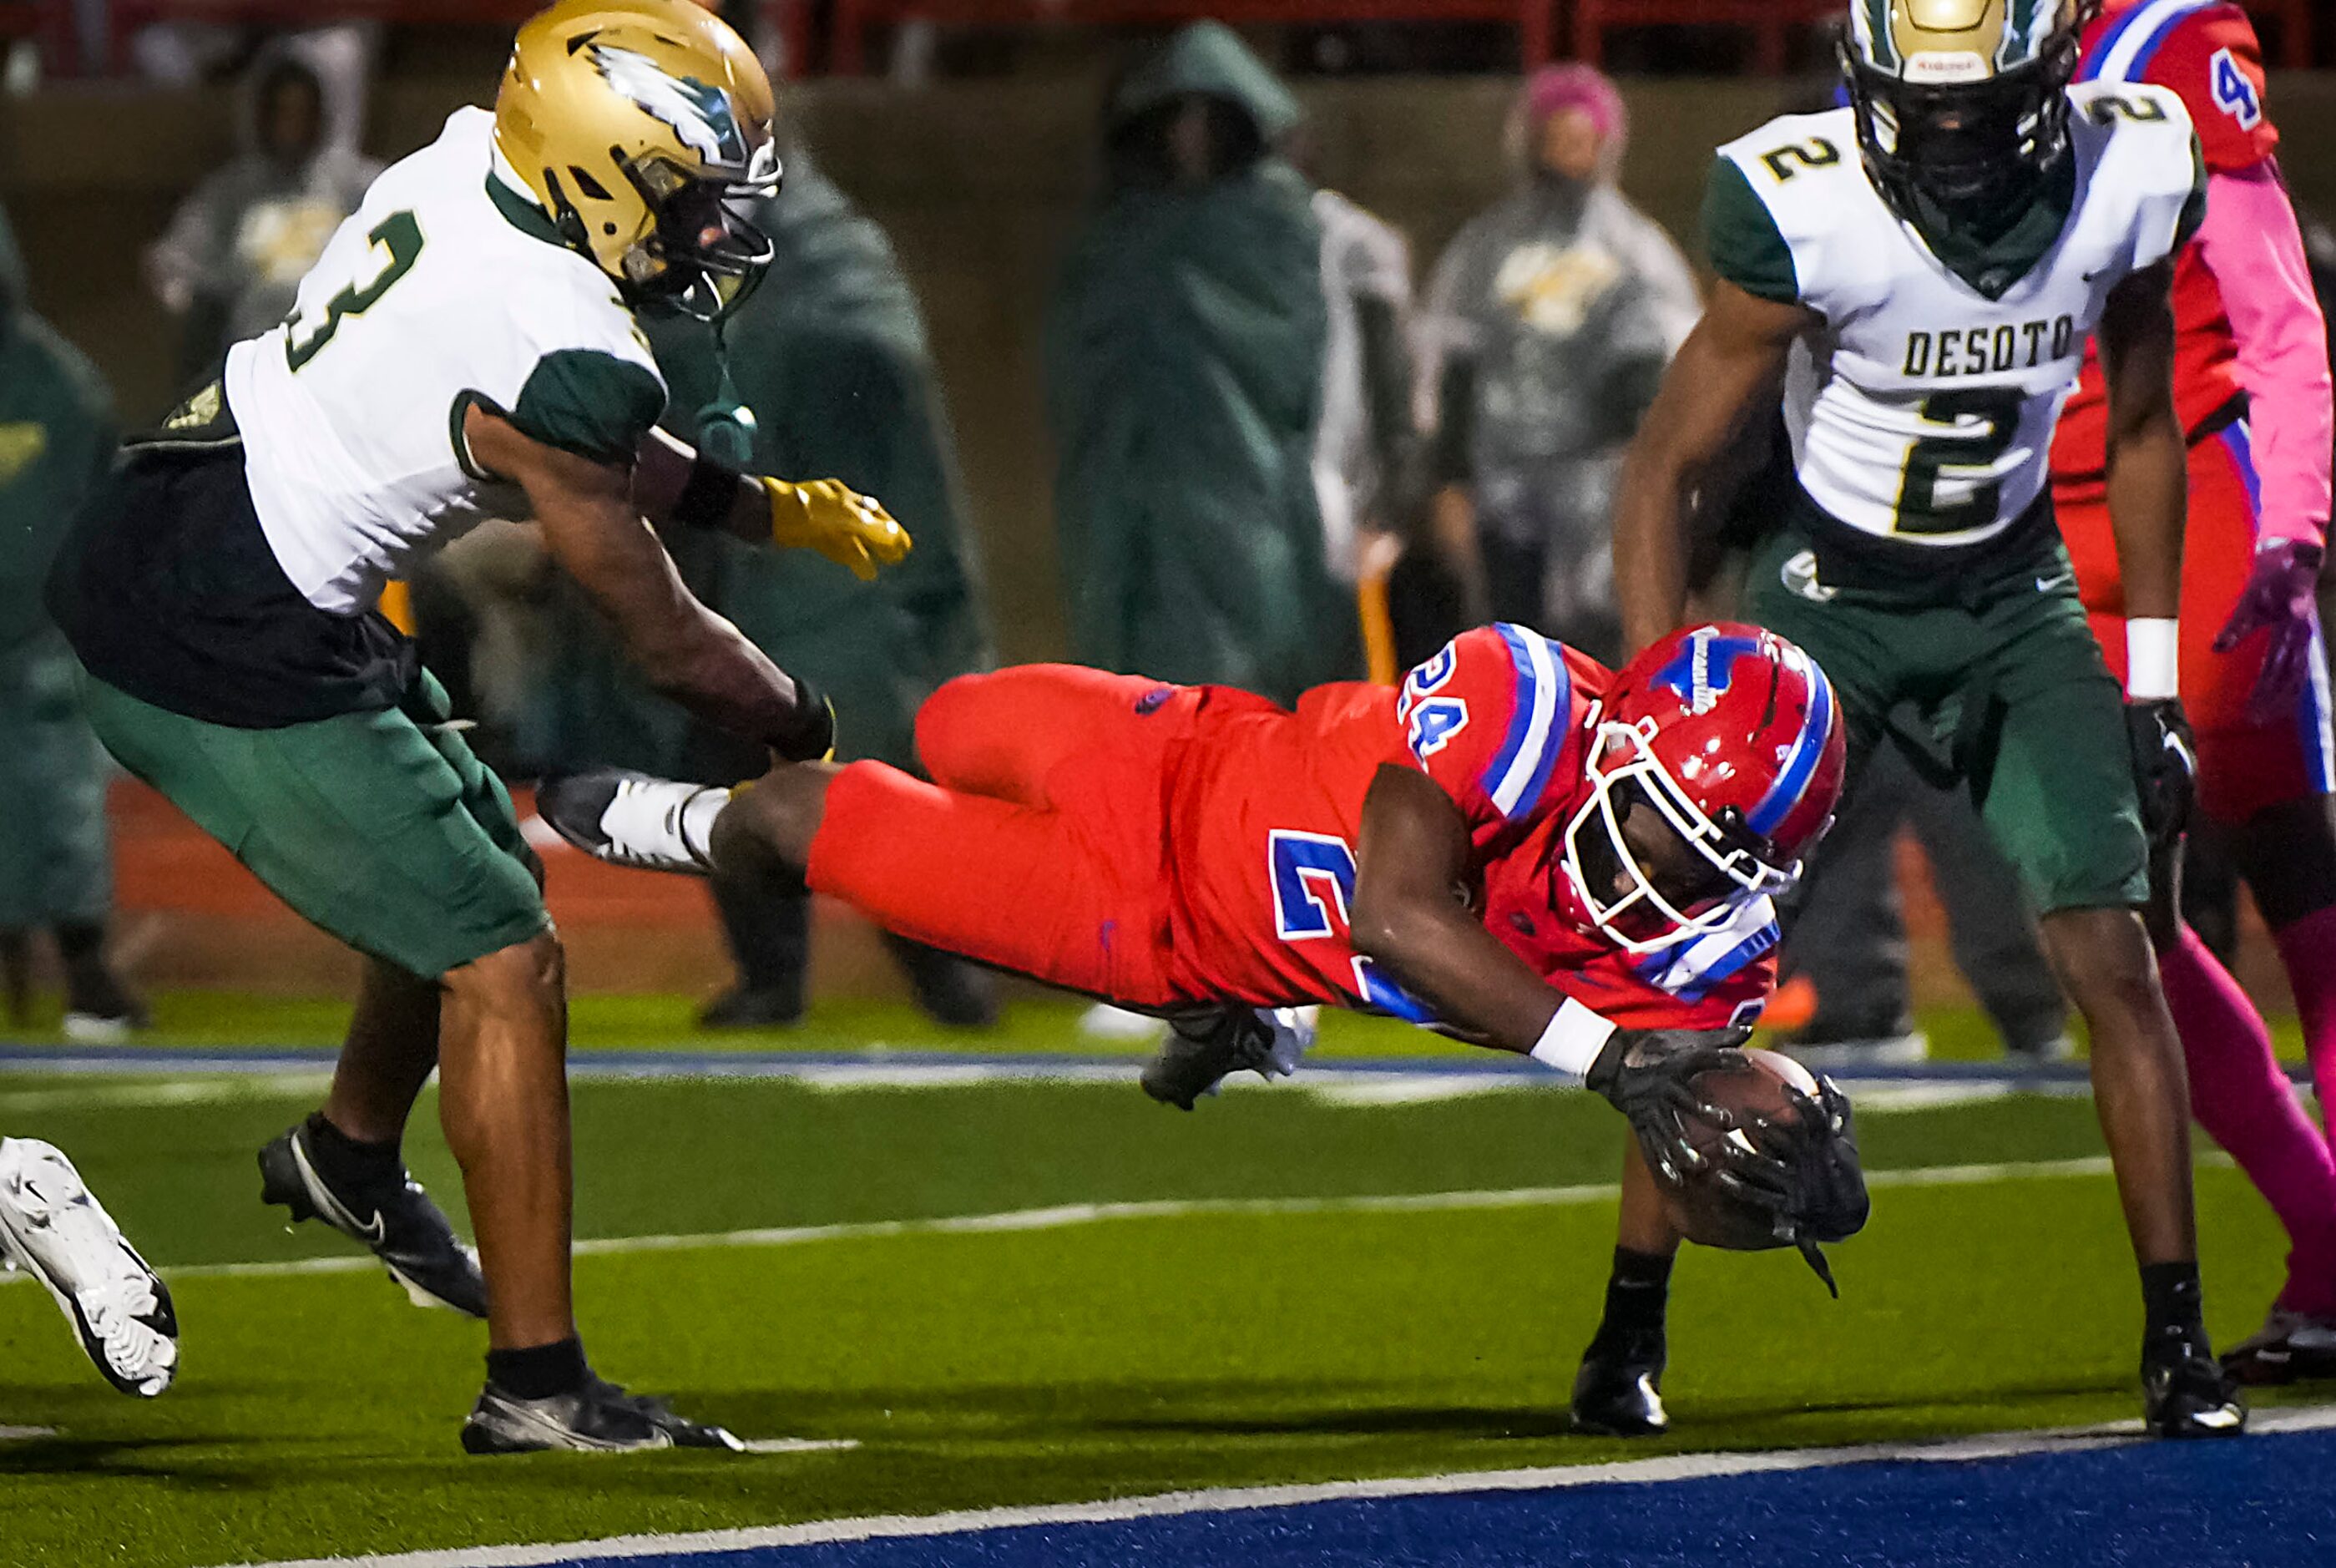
2194 162 2333 547
1397 625 1577 834
506 348 669 465
2136 5 2280 173
1701 157 1800 305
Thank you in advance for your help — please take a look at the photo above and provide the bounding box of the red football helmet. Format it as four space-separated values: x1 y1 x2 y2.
1558 623 1847 953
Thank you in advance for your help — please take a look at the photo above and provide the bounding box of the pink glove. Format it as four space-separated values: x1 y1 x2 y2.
2213 539 2325 721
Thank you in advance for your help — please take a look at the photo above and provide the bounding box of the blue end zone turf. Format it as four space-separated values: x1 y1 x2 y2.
569 1429 2336 1567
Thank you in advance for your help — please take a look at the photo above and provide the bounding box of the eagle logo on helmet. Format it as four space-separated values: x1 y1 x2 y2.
589 43 747 169
1651 626 1761 716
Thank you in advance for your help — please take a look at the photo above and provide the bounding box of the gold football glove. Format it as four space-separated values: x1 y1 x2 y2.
761 477 911 580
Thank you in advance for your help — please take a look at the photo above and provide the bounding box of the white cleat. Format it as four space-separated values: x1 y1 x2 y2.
536 770 724 875
0 1139 178 1397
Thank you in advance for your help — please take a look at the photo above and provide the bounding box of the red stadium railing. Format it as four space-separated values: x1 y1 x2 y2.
33 0 2328 79
1570 0 1836 73
825 0 2318 77
827 0 1557 73
97 1 809 76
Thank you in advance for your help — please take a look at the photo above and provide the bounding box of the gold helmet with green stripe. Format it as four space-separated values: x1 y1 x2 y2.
494 0 781 318
1841 0 2099 220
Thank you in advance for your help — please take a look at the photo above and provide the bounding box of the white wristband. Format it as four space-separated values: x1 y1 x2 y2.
2126 618 2179 701
1528 998 1618 1080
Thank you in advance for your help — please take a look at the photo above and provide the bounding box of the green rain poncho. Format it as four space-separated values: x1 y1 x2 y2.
0 205 120 927
535 151 992 779
1046 23 1344 704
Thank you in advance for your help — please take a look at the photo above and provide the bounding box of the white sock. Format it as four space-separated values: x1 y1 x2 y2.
680 787 731 864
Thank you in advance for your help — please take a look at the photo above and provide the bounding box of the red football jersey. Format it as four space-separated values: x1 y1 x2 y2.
1164 625 1780 1031
2054 0 2278 478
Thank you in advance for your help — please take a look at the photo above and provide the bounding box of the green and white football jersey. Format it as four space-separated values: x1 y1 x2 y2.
1706 81 2204 552
224 107 667 615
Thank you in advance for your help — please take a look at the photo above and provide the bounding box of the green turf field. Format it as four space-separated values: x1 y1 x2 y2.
0 1019 2329 1568
0 989 2306 1065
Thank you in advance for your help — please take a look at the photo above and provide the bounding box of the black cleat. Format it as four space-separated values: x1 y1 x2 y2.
1570 1327 1670 1437
260 1121 488 1318
2221 1308 2336 1386
461 1374 745 1454
2142 1334 2248 1438
1139 1006 1312 1110
698 985 806 1030
887 936 1000 1030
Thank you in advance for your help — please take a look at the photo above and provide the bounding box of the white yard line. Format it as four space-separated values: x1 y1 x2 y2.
0 1075 333 1112
228 1404 2336 1568
0 1152 2167 1292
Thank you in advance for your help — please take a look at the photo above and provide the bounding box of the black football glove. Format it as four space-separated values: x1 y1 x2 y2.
1584 1025 1753 1186
2124 698 2197 854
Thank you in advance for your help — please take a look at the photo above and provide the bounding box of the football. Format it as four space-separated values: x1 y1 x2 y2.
1656 1047 1824 1252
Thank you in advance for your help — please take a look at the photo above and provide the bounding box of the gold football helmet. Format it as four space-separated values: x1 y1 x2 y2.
494 0 781 316
1841 0 2100 220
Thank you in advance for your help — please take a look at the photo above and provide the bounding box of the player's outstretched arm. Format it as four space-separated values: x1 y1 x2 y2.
1610 281 1813 656
632 426 910 580
1350 764 1566 1053
464 405 830 759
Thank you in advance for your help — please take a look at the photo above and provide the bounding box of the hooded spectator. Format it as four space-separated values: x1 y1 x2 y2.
0 205 144 1037
1420 64 1698 660
144 48 381 384
1046 22 1344 704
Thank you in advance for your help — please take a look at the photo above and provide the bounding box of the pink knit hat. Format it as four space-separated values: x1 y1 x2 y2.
1523 63 1626 149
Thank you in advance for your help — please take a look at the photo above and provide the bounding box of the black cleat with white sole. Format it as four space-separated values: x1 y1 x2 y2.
259 1120 488 1318
462 1374 745 1454
1139 1005 1312 1110
1570 1325 1670 1437
2142 1333 2248 1439
537 770 722 875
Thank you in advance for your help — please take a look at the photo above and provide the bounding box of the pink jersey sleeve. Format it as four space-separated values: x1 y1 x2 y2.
2195 163 2334 548
1396 624 1583 838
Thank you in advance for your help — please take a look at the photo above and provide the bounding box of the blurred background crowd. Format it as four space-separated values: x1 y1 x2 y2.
0 1 2330 1051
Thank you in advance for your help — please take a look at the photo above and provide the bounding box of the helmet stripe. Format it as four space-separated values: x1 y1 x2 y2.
1748 653 1833 837
1862 0 1898 71
2081 0 2212 83
1486 624 1572 822
2005 0 2041 66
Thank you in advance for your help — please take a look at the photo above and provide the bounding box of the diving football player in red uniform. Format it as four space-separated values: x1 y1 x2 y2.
544 622 1863 1256
2055 0 2336 1379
